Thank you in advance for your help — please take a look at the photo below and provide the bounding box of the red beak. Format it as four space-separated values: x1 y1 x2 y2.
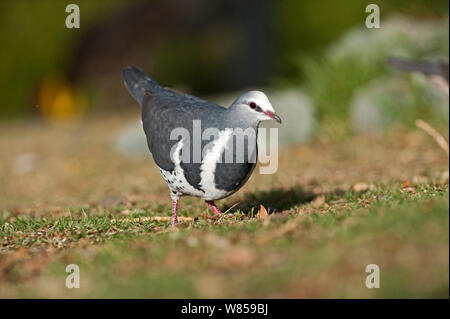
263 111 282 124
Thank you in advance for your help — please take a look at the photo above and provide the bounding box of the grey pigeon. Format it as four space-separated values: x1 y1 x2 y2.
122 67 281 225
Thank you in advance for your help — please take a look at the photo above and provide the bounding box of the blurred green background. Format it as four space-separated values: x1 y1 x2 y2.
0 0 448 133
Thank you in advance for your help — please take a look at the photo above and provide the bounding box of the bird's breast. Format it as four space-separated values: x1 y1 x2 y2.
199 128 257 200
160 127 258 201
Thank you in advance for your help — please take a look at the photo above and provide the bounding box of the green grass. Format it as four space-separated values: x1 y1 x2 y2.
0 116 447 298
1 183 448 298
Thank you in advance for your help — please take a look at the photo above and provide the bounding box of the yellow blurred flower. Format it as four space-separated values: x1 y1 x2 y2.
38 74 87 125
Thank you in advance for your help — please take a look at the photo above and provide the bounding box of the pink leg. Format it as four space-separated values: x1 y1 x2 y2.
205 200 223 216
171 198 178 225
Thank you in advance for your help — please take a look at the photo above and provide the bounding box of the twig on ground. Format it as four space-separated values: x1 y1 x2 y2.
415 119 449 157
111 216 194 223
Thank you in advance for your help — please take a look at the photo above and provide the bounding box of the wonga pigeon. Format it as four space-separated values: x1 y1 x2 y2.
122 67 281 225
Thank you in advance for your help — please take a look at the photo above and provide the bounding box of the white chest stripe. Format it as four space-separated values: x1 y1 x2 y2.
199 129 233 200
159 138 204 198
160 131 234 200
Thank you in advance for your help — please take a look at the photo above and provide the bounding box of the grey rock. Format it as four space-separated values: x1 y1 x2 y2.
113 122 148 158
350 75 449 134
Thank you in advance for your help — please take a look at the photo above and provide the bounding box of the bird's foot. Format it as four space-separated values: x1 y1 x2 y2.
205 200 223 216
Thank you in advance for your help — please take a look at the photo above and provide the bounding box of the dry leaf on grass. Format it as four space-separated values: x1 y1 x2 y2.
256 204 269 219
402 179 416 192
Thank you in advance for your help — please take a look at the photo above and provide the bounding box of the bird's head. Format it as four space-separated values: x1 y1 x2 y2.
230 91 281 124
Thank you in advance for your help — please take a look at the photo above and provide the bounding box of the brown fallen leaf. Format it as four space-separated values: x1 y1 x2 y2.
256 204 269 219
402 180 410 189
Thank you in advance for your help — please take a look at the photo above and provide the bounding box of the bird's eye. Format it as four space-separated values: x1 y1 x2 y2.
249 102 257 109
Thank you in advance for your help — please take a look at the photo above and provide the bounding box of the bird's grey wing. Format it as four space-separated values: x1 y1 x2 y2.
141 91 225 173
162 86 221 108
141 97 189 172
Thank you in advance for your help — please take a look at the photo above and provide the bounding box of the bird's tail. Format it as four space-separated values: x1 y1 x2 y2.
122 66 162 105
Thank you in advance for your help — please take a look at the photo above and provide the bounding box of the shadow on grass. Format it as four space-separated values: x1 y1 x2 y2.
223 186 317 215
